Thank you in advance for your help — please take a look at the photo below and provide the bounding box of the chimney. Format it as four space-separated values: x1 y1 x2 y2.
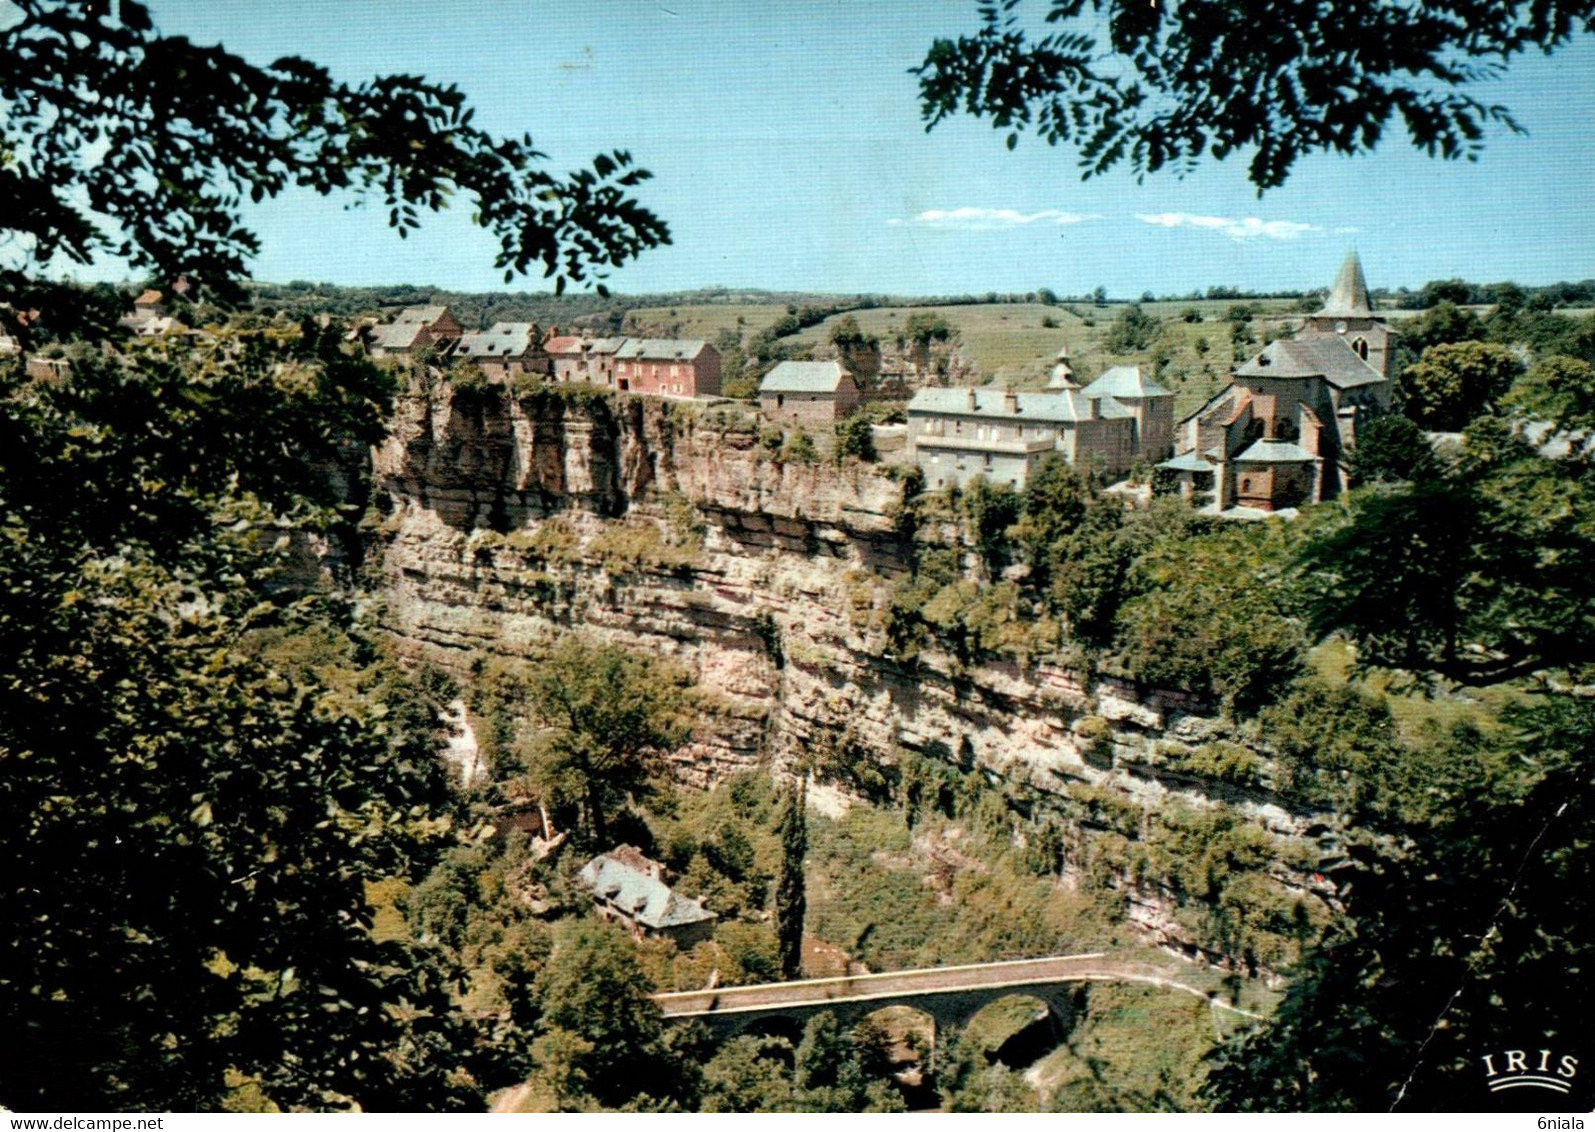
1004 388 1019 414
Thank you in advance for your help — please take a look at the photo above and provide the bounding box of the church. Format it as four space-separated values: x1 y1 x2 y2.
1160 252 1395 513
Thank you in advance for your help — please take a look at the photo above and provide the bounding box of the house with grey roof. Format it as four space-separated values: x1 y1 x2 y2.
613 338 721 398
577 846 717 947
545 331 626 387
1078 365 1175 464
907 384 1142 490
1160 251 1395 513
368 305 463 359
759 360 861 426
452 321 548 382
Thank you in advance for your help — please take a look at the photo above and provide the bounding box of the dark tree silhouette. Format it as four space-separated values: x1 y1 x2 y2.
775 779 807 979
1 0 668 309
916 0 1595 189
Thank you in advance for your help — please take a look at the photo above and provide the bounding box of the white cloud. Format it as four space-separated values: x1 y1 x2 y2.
1135 212 1319 241
888 207 1100 231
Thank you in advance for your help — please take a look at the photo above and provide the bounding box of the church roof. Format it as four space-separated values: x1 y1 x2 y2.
1160 451 1216 472
1080 364 1172 400
1235 438 1316 463
1236 337 1385 389
1318 251 1373 317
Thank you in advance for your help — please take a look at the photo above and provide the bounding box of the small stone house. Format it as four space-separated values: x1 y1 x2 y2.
613 338 721 398
577 846 717 947
759 360 861 425
452 321 549 382
545 332 625 387
368 305 463 359
1076 365 1175 464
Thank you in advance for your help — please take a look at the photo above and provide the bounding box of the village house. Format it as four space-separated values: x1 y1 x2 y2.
1077 365 1175 463
368 305 463 359
544 330 625 387
613 338 721 397
576 846 717 947
907 369 1173 490
1160 252 1394 513
758 359 861 425
451 321 549 382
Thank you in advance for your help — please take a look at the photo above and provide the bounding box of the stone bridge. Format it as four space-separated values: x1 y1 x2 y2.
654 953 1119 1039
655 953 1266 1041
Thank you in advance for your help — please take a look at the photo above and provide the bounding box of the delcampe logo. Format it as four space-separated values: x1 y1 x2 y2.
1480 1048 1579 1096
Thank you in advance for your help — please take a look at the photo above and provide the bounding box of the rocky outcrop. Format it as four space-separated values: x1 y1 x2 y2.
370 384 1338 957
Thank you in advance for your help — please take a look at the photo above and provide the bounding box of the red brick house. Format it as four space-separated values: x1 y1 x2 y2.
613 339 721 398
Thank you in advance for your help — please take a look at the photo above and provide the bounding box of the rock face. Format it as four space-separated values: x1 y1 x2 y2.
370 384 1337 957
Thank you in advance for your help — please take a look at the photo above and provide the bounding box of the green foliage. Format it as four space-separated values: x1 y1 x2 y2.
903 311 955 349
1258 680 1405 812
1297 407 1595 683
511 636 694 848
914 0 1585 189
935 1028 1041 1112
1 0 666 303
1114 522 1305 713
1401 341 1523 430
775 781 808 979
1204 697 1595 1111
778 427 821 464
589 519 701 574
452 362 490 392
833 415 877 463
1346 415 1442 485
1102 304 1161 353
828 314 875 351
1503 353 1595 433
1162 741 1265 789
1013 455 1145 645
0 344 503 1111
1398 300 1486 354
959 475 1020 578
534 921 679 1108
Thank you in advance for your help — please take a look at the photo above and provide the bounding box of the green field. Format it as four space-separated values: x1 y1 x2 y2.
617 295 1317 420
622 302 802 340
785 300 1305 421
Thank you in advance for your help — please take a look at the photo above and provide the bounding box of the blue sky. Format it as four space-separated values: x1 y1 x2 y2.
87 2 1595 296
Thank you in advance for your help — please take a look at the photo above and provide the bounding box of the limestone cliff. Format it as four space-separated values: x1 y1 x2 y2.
369 384 1339 958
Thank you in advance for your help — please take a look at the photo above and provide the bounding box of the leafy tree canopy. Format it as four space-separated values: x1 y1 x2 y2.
915 0 1595 189
1401 341 1523 431
511 636 694 849
0 339 503 1111
1 0 668 311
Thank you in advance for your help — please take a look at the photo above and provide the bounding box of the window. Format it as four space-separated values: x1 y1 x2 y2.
1351 337 1369 361
1241 477 1252 493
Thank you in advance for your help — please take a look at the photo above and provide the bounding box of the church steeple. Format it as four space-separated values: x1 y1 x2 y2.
1318 250 1372 317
